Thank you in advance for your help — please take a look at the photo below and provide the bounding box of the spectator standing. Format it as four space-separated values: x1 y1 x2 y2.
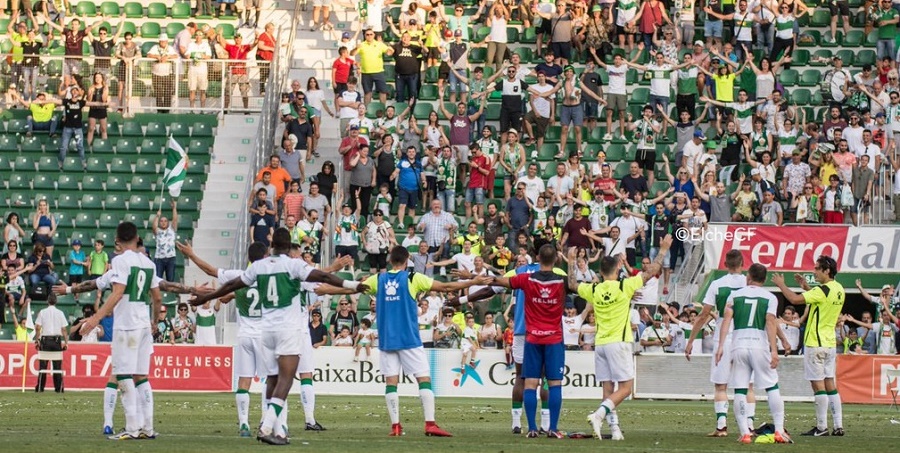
57 86 87 171
392 147 425 226
256 155 294 215
485 2 510 72
34 294 68 392
248 189 276 247
185 31 212 112
45 15 96 78
86 15 126 78
417 199 459 263
32 199 56 258
279 136 306 185
436 146 458 214
523 71 557 152
255 23 276 95
331 46 356 95
440 91 486 183
147 35 177 113
337 78 364 138
349 145 377 217
66 239 86 284
391 32 424 103
85 73 109 146
219 33 255 112
352 29 394 104
152 201 178 282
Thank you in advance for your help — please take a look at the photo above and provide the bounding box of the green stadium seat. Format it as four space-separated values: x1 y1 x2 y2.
191 122 213 137
856 50 876 67
57 174 79 190
865 30 878 48
413 102 434 120
544 125 561 143
419 84 438 100
90 138 114 154
128 194 149 210
791 49 809 66
8 118 27 133
506 28 518 43
799 69 820 87
0 135 18 152
109 157 133 173
115 138 138 154
171 2 191 19
798 30 820 47
119 21 137 36
135 157 157 174
86 156 108 172
605 143 625 161
473 26 490 43
809 49 831 66
95 231 114 244
13 155 34 172
81 194 102 209
513 47 534 65
629 87 649 105
779 69 799 87
177 214 194 230
33 174 54 190
142 137 166 154
100 1 120 15
8 174 30 189
82 174 104 190
182 176 202 192
130 175 152 191
123 213 146 227
820 31 841 48
521 26 537 43
147 2 167 19
484 103 500 121
844 30 863 47
218 24 235 39
75 212 97 229
140 22 161 39
104 194 127 210
469 47 486 63
57 193 79 209
809 9 830 27
37 156 57 172
836 49 854 66
76 1 97 16
790 88 811 105
121 120 143 137
166 22 185 39
145 122 166 137
168 122 190 138
106 175 126 192
0 154 10 175
98 212 118 228
6 192 28 208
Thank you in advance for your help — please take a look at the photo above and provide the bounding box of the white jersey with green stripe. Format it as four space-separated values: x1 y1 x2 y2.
110 250 161 331
702 272 747 333
239 255 314 331
219 269 263 338
726 285 777 348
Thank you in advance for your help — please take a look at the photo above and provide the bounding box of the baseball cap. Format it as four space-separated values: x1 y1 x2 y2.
705 140 717 149
693 130 706 139
72 239 82 246
349 124 360 130
564 64 575 72
876 112 886 118
832 54 842 60
792 149 802 155
443 28 453 38
883 284 892 291
341 31 351 40
667 301 681 311
454 29 462 37
409 18 417 25
507 128 518 136
592 4 602 12
750 168 760 176
653 313 663 321
694 40 704 47
159 33 169 41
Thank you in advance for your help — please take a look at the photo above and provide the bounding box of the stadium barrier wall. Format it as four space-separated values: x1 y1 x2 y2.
0 342 232 391
2 343 897 404
702 224 900 274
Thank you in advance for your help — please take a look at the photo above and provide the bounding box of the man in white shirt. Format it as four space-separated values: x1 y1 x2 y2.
843 113 865 156
428 239 478 273
515 162 546 205
640 314 671 353
828 55 852 105
185 30 212 111
546 162 574 215
561 305 585 350
147 34 179 112
609 209 647 266
858 129 882 171
597 53 629 140
523 71 557 151
35 293 69 392
682 130 706 175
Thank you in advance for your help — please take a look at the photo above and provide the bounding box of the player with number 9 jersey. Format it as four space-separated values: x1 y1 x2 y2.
109 249 161 377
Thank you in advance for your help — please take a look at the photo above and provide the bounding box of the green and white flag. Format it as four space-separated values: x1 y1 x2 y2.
163 136 188 198
24 300 35 341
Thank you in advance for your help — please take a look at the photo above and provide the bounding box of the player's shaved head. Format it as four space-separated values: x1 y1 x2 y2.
537 244 556 266
747 263 767 284
116 221 138 244
248 242 267 262
389 245 410 267
599 256 619 277
724 249 743 270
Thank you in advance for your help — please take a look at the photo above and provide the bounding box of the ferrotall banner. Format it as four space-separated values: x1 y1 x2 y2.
249 347 604 399
0 342 232 391
703 224 900 273
836 355 900 404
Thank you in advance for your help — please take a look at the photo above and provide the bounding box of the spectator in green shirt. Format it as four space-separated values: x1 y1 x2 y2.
874 1 900 61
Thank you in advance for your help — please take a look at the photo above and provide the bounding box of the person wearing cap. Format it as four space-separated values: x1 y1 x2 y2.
185 30 212 111
65 239 87 284
447 3 471 42
351 28 394 105
755 186 782 225
14 90 59 138
826 54 852 106
444 28 470 103
782 146 811 202
486 63 529 144
627 48 691 140
147 34 178 113
680 129 706 176
218 32 255 112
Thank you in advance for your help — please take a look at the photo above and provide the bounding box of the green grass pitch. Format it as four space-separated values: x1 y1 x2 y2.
1 392 897 452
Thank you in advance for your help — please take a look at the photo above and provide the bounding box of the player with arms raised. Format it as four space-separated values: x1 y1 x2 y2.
715 263 791 444
190 228 366 445
319 245 492 437
576 235 672 441
772 255 845 437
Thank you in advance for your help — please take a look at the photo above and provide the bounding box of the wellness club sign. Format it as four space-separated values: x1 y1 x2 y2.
703 224 900 273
